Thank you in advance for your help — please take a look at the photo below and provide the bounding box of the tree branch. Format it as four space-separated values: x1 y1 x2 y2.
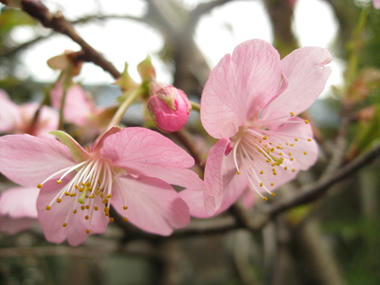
268 143 380 217
1 0 121 79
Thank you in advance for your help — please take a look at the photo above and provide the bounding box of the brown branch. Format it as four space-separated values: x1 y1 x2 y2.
268 143 380 217
1 0 121 79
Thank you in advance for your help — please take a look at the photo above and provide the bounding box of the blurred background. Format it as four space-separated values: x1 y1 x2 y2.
0 0 380 284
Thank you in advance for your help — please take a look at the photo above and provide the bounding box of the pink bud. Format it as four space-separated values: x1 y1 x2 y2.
148 85 191 132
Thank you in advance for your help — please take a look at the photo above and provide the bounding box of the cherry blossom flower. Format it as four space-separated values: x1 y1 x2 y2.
0 187 39 234
188 39 331 214
0 90 58 136
50 81 100 127
0 127 195 245
148 84 191 132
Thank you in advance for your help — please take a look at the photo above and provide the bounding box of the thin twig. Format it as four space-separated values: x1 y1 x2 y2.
1 0 121 79
268 143 380 217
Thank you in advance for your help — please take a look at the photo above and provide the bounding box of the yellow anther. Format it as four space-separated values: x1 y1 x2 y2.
262 196 268 201
100 193 104 198
105 212 109 217
103 199 109 204
79 187 84 192
86 229 90 234
109 217 115 223
65 192 70 196
304 120 309 124
284 166 288 171
236 171 241 175
123 206 128 210
290 112 295 116
292 168 296 173
294 138 299 142
307 138 312 142
81 182 85 186
276 146 283 149
85 205 90 209
260 170 264 175
81 206 85 210
269 142 272 145
290 158 294 161
37 184 43 189
94 206 99 211
56 198 62 203
74 184 79 189
270 183 274 187
73 209 77 214
270 148 275 152
123 217 128 222
86 182 91 186
303 152 307 155
89 194 95 199
271 193 276 197
70 193 76 197
56 179 62 184
104 207 109 212
85 215 89 220
259 140 262 143
62 223 67 227
259 182 263 187
263 136 268 140
266 159 271 163
106 194 112 198
290 143 294 147
46 205 51 211
288 152 292 156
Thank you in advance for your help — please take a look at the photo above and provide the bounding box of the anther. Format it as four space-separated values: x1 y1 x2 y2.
56 198 62 203
290 112 295 116
292 168 296 173
56 179 62 184
307 138 312 142
271 193 276 197
259 182 263 187
304 120 309 124
123 217 128 222
37 184 43 189
109 217 114 223
73 209 77 214
262 196 268 201
294 138 299 142
86 229 90 234
123 206 128 210
85 215 89 220
46 205 51 210
303 152 307 155
62 223 67 227
94 206 99 211
263 136 268 140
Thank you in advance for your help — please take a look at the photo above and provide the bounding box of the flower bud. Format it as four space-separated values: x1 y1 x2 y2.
148 84 191 132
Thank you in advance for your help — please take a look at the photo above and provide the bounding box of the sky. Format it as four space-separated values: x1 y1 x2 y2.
3 0 345 97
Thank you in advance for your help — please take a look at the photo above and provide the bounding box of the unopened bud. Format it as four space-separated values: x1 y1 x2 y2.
148 84 191 132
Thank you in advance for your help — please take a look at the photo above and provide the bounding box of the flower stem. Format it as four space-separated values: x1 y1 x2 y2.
107 88 143 128
190 101 200 112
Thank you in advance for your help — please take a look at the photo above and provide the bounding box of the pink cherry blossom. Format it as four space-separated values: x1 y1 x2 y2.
188 39 331 214
0 187 39 234
148 84 191 132
50 81 100 126
0 89 58 136
0 127 196 245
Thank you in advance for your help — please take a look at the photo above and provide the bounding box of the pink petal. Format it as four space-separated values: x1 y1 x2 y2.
0 187 39 218
51 82 95 126
0 134 75 187
261 47 332 121
374 0 380 9
201 39 282 139
37 180 108 246
240 189 256 209
0 216 36 234
18 103 58 137
0 90 20 132
203 139 247 214
180 168 247 218
112 175 190 236
100 127 194 169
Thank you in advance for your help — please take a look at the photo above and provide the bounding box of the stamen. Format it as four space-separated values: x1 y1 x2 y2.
232 137 242 175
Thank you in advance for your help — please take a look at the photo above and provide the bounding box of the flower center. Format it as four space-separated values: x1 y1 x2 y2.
230 118 313 200
37 158 128 233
